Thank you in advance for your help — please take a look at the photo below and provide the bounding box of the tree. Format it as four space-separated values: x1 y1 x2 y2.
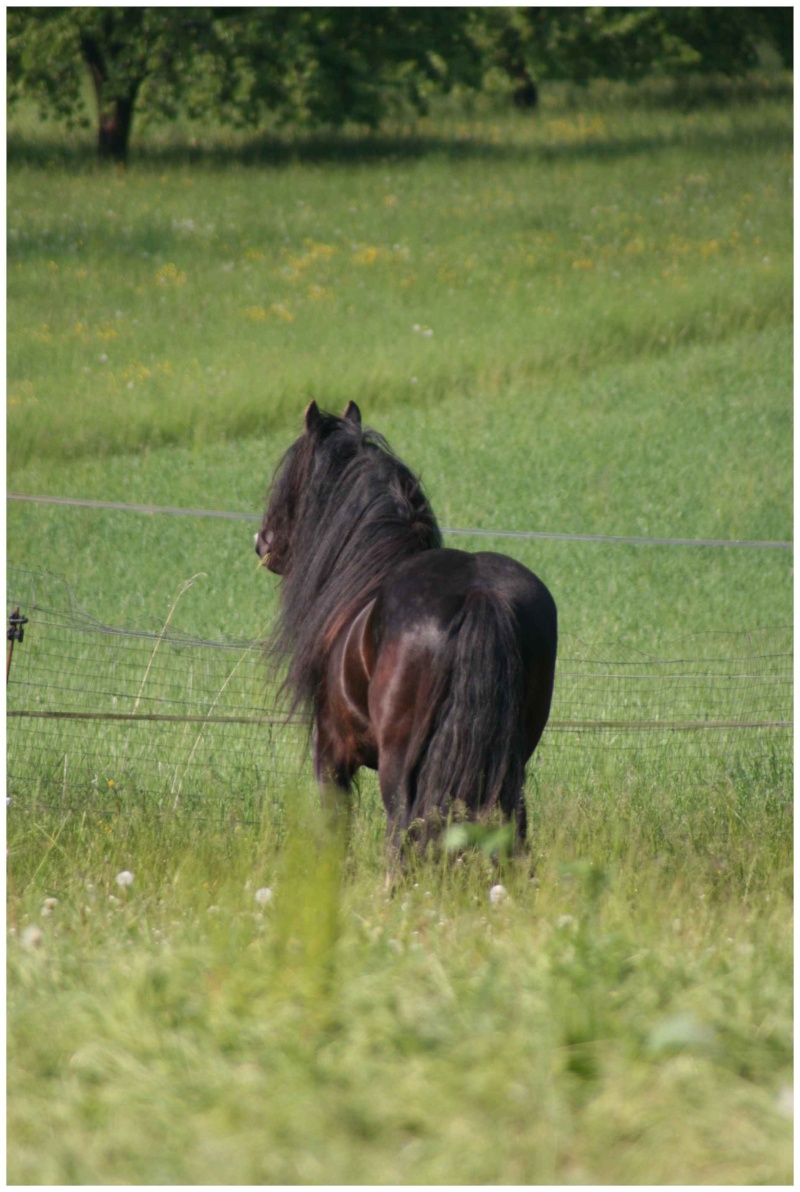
8 7 792 162
8 8 211 162
489 7 793 96
7 6 483 164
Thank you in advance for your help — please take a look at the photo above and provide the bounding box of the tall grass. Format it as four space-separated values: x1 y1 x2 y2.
7 81 792 1184
8 774 792 1183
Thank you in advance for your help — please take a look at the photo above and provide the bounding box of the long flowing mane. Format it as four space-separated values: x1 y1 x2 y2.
264 408 442 715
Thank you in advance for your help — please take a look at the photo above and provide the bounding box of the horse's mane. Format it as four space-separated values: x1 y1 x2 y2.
265 408 442 715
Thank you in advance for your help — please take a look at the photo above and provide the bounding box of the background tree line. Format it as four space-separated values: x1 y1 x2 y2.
7 6 793 163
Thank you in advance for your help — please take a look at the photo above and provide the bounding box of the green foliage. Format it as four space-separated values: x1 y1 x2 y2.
7 7 483 160
498 7 792 88
8 7 793 162
7 9 215 125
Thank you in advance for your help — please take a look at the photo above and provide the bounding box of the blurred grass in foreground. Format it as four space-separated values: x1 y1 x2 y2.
8 769 792 1184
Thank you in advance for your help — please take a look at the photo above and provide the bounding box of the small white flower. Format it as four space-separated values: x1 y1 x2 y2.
21 925 43 950
41 897 59 915
421 328 434 338
254 886 273 906
115 870 134 889
557 914 576 930
489 884 507 906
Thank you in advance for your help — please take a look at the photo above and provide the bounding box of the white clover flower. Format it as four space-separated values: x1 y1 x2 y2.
115 870 134 889
254 886 273 907
489 884 507 906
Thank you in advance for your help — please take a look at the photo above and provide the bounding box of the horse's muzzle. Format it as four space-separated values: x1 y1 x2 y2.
255 529 273 559
255 528 283 572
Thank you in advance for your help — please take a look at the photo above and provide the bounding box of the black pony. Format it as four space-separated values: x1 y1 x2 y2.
257 401 557 850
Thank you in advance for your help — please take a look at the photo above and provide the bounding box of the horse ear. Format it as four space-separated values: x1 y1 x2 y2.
305 400 323 435
343 400 361 427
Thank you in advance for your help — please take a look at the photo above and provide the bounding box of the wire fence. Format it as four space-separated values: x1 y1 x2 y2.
7 491 794 549
6 567 792 824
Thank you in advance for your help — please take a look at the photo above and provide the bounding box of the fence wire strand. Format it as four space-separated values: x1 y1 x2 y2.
7 491 793 549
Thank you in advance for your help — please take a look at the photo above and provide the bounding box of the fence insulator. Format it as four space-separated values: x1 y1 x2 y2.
6 607 28 685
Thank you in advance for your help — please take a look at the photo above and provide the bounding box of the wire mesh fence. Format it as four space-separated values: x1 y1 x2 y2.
6 567 792 824
6 569 308 825
547 627 792 794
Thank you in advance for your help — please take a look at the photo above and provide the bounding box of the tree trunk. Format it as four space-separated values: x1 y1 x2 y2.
511 72 538 110
96 96 136 163
80 34 139 164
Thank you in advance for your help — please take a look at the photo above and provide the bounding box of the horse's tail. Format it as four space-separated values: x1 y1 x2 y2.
409 588 534 834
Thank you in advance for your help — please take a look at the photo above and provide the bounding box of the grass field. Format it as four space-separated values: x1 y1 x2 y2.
6 79 793 1184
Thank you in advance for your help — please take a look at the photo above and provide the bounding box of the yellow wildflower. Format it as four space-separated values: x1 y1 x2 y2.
269 303 294 323
352 246 379 266
155 262 187 286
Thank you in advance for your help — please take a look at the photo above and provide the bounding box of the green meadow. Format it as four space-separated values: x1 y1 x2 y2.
7 80 793 1184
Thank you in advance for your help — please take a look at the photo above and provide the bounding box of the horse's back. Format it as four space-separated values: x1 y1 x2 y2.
370 546 557 741
373 547 556 661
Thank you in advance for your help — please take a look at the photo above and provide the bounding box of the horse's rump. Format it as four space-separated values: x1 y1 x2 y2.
368 549 557 837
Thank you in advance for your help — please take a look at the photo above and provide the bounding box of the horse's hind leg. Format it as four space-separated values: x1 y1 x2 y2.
514 792 528 851
312 722 354 836
377 746 417 881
